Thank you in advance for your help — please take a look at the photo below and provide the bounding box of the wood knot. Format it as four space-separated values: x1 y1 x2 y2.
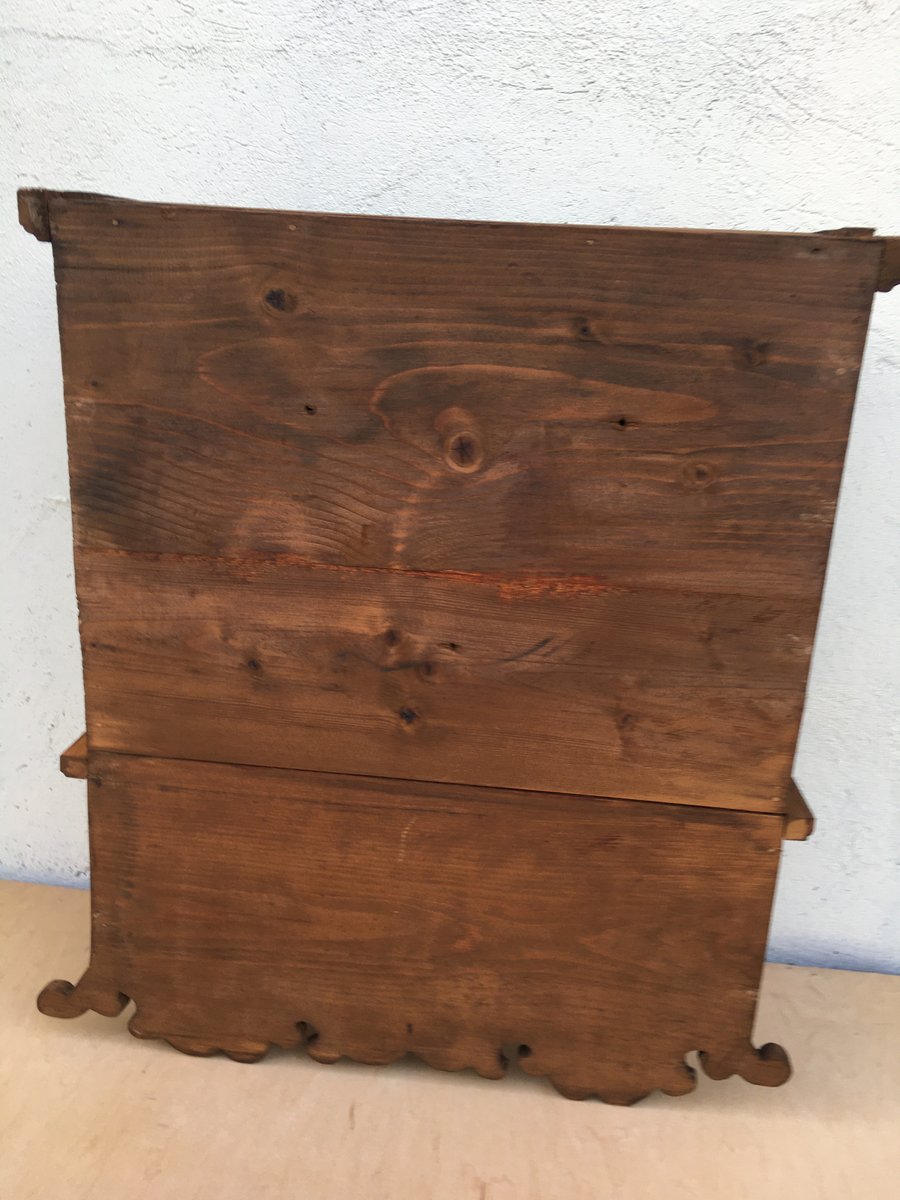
446 431 483 472
263 286 298 314
734 339 771 369
682 461 716 490
435 406 484 474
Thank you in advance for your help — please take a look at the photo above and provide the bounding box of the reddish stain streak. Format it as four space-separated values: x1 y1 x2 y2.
496 576 614 601
92 547 616 596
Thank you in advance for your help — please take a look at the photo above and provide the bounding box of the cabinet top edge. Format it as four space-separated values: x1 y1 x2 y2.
16 186 895 250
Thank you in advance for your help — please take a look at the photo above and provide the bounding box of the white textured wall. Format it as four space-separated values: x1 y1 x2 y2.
2 1 898 971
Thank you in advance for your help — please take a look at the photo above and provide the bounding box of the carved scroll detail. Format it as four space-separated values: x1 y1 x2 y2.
699 1041 791 1087
37 977 128 1020
36 973 791 1102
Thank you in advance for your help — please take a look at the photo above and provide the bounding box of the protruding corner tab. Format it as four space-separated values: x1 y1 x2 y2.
877 238 900 292
783 780 814 842
816 226 876 238
17 188 52 242
60 733 88 779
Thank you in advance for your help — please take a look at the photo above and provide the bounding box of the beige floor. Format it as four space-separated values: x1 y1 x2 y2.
1 880 897 1200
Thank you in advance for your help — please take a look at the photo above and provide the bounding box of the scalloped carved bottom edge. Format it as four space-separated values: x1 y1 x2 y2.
37 976 791 1104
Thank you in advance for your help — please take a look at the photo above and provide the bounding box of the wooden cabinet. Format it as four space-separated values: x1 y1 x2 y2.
21 189 897 1102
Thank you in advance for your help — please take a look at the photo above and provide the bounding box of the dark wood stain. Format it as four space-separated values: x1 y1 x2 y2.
22 190 894 1102
39 753 790 1103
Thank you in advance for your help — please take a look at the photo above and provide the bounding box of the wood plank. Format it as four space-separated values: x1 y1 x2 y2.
37 752 788 1104
78 548 815 810
32 193 885 811
58 733 88 779
49 193 882 598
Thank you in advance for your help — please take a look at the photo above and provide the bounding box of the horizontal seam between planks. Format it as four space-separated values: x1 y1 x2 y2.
85 743 787 819
73 545 823 603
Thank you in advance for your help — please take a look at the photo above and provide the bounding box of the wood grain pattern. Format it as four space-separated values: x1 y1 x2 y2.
36 192 885 807
50 194 881 597
39 751 789 1104
79 548 812 809
23 194 887 1104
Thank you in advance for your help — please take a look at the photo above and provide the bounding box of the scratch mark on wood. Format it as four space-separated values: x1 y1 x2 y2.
397 815 418 863
495 636 554 663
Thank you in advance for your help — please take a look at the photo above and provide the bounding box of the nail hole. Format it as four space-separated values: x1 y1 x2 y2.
384 629 400 647
304 403 317 415
406 1023 413 1034
398 706 418 724
442 641 460 653
246 658 262 672
613 417 628 428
